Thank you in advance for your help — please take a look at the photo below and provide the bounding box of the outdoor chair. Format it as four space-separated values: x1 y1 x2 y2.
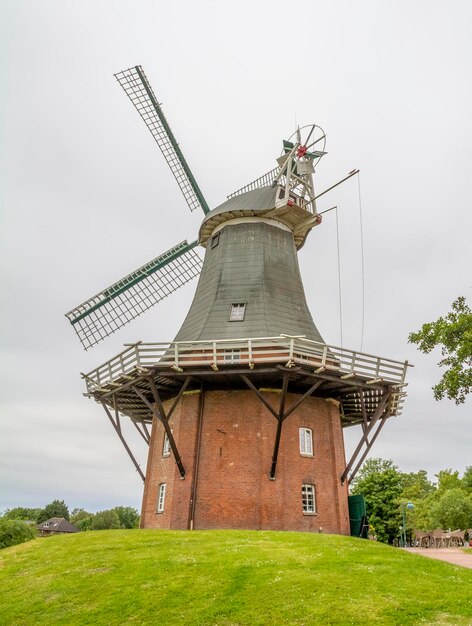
449 529 465 547
413 530 431 548
430 528 446 548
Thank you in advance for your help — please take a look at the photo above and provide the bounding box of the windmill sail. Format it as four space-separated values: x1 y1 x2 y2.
65 240 202 350
227 166 279 199
114 66 210 215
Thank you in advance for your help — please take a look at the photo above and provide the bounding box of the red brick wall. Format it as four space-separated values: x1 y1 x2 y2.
141 389 350 535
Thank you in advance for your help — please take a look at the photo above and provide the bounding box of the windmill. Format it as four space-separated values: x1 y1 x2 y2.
67 66 409 533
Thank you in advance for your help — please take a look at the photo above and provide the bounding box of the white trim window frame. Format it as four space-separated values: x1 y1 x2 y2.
224 348 241 363
299 427 313 456
162 431 171 457
229 302 246 321
302 484 316 514
157 483 166 513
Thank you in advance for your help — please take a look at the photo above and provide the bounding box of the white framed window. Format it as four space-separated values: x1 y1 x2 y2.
229 303 246 321
162 432 171 457
299 427 313 456
157 483 166 513
302 484 316 514
224 348 240 363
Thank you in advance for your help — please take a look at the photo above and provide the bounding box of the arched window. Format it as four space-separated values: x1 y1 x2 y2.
299 427 313 456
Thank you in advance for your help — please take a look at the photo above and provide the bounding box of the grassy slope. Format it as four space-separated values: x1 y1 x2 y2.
1 530 472 626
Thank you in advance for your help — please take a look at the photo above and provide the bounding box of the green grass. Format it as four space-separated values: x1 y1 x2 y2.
2 530 472 625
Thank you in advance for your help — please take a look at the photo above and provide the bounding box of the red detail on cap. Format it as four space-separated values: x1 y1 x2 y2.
297 146 307 158
287 200 294 207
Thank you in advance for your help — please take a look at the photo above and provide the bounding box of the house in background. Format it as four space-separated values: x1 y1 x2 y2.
37 517 79 536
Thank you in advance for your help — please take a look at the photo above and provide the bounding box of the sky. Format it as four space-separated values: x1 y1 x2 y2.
1 0 471 514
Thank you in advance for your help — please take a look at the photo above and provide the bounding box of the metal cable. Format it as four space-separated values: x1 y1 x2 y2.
335 206 343 348
357 173 365 351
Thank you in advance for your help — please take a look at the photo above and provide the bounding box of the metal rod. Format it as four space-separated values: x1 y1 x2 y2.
318 205 337 216
315 169 359 201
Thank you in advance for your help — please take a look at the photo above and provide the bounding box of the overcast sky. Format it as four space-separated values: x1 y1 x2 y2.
1 0 471 514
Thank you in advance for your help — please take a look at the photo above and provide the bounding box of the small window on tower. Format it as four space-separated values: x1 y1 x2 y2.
299 428 313 456
224 348 241 363
211 232 220 248
229 303 246 321
162 431 171 457
157 483 166 513
302 484 316 514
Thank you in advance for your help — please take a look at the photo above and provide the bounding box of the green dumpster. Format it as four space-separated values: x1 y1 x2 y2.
348 494 367 537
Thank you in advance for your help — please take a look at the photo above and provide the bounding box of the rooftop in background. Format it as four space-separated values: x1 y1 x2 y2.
37 518 80 534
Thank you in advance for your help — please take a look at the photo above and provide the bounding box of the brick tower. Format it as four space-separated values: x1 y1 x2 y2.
69 66 409 536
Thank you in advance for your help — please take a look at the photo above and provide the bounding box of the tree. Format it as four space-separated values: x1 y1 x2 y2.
37 500 70 524
90 509 121 530
1 507 41 522
462 466 472 492
436 469 462 493
76 516 94 532
0 519 37 549
408 296 472 404
400 470 435 501
113 506 140 529
430 488 472 530
70 509 93 525
351 459 403 544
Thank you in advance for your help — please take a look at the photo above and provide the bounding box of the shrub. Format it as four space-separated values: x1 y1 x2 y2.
0 519 37 549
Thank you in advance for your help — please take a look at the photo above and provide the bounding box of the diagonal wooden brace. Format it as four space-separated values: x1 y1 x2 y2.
348 411 390 483
146 376 190 479
131 419 150 445
340 391 391 484
241 375 323 480
269 373 289 479
101 401 145 482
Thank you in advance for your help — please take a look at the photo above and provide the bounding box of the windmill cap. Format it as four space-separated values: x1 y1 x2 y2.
199 186 320 250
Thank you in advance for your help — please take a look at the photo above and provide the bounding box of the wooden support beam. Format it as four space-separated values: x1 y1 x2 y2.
166 376 192 421
242 374 323 480
340 391 391 484
282 380 323 421
131 419 150 445
360 392 368 436
348 411 390 483
131 386 154 411
147 377 186 479
240 374 279 419
101 401 145 482
269 373 290 479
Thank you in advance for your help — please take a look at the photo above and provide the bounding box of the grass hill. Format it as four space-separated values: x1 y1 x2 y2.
2 530 472 625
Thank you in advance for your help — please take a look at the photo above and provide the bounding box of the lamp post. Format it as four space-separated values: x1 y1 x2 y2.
401 501 414 547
